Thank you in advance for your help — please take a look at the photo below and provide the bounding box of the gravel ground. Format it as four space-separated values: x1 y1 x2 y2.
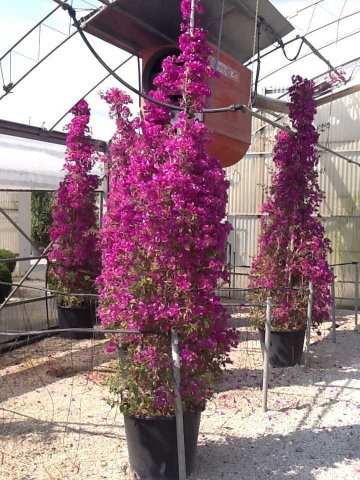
0 310 359 480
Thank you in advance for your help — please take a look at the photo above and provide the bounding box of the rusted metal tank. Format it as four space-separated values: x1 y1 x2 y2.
142 45 251 167
84 0 293 167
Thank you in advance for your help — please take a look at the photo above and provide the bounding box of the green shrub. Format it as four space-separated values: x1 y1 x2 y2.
0 263 12 303
31 191 54 249
0 248 16 273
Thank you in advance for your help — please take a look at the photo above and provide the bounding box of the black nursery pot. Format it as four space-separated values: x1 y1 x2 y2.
57 304 96 339
258 328 306 368
124 412 201 480
0 282 12 303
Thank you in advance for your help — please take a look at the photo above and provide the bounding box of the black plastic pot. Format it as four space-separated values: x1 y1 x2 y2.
258 329 306 368
0 263 12 303
124 412 201 480
57 304 96 339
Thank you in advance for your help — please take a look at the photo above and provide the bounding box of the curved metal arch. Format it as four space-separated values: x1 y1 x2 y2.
0 1 102 102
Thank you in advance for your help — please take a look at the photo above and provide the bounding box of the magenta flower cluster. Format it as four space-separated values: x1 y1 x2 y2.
98 0 238 416
250 76 333 331
49 99 100 306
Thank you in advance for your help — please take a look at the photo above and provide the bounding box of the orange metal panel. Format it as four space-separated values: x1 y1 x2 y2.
142 46 251 167
206 49 251 167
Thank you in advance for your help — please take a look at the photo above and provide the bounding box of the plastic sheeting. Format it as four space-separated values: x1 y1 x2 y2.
0 134 65 189
0 134 102 190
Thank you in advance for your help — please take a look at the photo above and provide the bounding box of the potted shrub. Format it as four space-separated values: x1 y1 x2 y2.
249 76 334 367
0 263 12 303
0 248 17 274
0 249 15 303
98 1 238 478
48 99 100 339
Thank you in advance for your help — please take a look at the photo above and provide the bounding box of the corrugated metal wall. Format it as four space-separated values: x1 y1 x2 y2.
226 91 360 304
0 192 19 254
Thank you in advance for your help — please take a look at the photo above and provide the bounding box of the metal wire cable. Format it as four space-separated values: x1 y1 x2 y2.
0 328 168 336
260 27 360 87
0 61 5 85
248 0 260 108
306 3 317 33
245 8 360 68
278 37 305 62
336 0 347 46
287 0 325 20
0 281 99 298
251 19 262 105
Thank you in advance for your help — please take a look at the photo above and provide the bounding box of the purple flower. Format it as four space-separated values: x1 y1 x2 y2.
250 76 333 330
98 0 239 416
49 99 101 306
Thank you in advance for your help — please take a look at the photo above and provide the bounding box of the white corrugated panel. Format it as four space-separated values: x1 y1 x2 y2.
226 214 260 291
0 216 19 253
319 153 360 217
227 214 259 266
0 192 19 253
316 90 360 218
226 114 277 215
324 217 360 266
0 192 17 209
317 90 360 144
226 156 265 214
324 217 360 307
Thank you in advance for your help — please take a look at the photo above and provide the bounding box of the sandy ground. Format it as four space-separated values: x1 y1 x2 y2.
0 310 359 480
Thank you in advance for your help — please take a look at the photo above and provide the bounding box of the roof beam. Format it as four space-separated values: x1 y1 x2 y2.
253 82 360 115
0 119 106 151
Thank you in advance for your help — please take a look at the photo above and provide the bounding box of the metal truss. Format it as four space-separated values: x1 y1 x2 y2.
0 1 102 102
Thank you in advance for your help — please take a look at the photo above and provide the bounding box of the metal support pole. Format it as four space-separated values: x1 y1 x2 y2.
171 329 186 480
98 191 104 229
354 262 359 328
0 255 45 264
190 0 196 35
304 282 314 369
232 252 236 293
300 36 341 78
0 206 39 252
233 216 237 292
228 242 232 299
45 261 50 329
331 268 336 343
262 297 272 412
0 241 53 311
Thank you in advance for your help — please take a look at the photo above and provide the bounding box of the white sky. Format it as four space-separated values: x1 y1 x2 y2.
0 0 359 142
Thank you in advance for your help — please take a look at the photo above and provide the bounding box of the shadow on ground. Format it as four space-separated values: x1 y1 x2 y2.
0 407 126 442
0 338 112 402
218 327 360 393
191 424 360 480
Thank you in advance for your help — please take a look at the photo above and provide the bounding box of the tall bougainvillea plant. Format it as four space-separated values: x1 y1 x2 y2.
249 76 333 331
98 0 238 416
49 99 100 307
